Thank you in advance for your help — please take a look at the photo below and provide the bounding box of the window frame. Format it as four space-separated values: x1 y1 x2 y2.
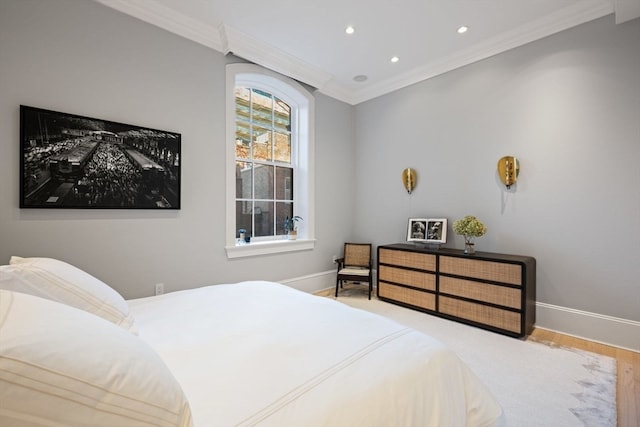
225 63 315 259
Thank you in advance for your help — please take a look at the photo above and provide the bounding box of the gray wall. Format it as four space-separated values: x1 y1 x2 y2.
0 0 355 298
354 15 640 322
1 1 638 328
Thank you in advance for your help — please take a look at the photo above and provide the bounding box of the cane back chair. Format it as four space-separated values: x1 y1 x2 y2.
335 243 373 300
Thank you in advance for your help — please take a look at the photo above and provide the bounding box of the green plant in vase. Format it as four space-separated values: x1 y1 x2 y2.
283 215 303 240
453 215 487 255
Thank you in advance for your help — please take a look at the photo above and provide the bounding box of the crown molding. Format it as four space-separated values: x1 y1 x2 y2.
317 81 359 105
346 0 614 104
219 25 333 91
94 0 333 92
614 0 640 23
94 0 224 51
94 0 615 106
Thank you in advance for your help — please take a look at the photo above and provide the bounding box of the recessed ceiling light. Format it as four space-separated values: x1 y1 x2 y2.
457 26 468 34
391 56 399 63
353 75 368 82
345 26 355 35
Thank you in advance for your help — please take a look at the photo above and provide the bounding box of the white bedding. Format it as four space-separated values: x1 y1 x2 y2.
128 281 504 427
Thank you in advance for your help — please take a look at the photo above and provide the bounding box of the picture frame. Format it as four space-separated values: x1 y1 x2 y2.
20 105 181 209
407 218 448 244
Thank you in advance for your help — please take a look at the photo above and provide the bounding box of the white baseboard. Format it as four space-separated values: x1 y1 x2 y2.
281 269 379 295
536 302 640 352
280 270 336 294
281 271 640 353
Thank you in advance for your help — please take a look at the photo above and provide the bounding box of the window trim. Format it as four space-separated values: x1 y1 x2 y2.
225 63 315 258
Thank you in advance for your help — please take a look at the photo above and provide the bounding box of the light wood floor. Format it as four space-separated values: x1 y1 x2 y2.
529 328 639 427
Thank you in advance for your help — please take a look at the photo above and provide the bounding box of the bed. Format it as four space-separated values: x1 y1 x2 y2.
0 256 505 427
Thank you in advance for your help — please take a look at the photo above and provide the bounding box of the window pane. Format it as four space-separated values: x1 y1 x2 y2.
253 201 274 237
236 200 253 237
235 121 250 159
276 202 293 235
252 126 272 161
254 163 274 200
275 166 293 200
274 131 291 163
251 89 273 129
274 96 290 133
235 87 250 120
235 161 252 199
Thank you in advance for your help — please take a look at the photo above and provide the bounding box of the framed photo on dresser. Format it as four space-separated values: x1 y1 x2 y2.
407 218 447 244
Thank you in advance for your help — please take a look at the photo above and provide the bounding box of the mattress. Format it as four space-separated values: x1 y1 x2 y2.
128 281 504 427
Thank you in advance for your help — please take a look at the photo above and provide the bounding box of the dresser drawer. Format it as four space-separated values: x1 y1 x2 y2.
379 249 436 271
439 256 522 285
439 276 521 309
379 282 436 311
378 265 435 291
439 296 521 333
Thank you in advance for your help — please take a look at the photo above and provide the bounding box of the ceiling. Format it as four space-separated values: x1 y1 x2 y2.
95 0 638 105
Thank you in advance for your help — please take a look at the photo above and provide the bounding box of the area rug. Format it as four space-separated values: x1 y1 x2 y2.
331 288 617 427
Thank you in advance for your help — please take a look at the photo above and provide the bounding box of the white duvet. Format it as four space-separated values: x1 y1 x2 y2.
128 281 504 427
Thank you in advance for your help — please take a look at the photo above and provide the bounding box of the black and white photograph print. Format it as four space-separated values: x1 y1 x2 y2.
20 105 181 209
426 219 447 243
407 218 427 241
407 218 447 244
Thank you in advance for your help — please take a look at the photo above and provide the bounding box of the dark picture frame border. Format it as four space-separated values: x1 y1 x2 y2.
20 105 181 209
407 218 448 244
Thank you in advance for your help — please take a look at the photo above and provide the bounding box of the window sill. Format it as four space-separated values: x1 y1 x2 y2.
225 238 315 259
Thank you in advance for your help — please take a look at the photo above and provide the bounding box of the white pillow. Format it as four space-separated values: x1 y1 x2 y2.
0 290 193 427
0 256 136 333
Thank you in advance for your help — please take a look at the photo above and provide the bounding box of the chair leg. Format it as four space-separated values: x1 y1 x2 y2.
335 278 340 297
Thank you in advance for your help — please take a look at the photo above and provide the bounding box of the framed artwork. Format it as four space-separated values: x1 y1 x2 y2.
407 218 447 244
20 105 180 209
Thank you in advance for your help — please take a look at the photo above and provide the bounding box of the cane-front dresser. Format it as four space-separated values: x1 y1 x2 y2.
377 244 536 338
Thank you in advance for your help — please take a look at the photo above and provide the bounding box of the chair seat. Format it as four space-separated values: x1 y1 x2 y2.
338 267 370 276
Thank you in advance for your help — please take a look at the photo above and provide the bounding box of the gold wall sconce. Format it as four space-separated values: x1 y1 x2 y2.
402 168 417 194
497 156 520 189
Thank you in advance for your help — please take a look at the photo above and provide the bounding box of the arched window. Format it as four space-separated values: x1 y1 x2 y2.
225 64 315 258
